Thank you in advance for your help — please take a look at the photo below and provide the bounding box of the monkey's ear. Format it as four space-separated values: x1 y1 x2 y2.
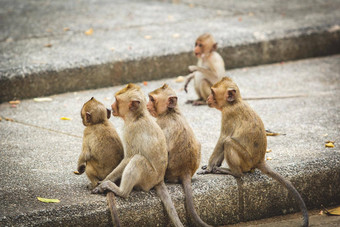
106 108 111 119
85 112 92 123
226 89 236 103
161 84 168 89
167 96 178 109
129 100 140 111
90 97 94 100
212 43 217 51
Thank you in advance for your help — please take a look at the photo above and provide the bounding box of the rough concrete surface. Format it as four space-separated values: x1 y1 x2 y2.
0 0 340 102
0 55 339 226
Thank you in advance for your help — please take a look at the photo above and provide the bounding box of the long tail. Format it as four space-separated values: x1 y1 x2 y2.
155 181 184 227
257 162 309 227
182 174 212 227
106 192 121 227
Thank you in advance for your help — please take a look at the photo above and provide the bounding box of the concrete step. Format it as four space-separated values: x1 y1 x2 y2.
0 55 339 226
1 0 340 102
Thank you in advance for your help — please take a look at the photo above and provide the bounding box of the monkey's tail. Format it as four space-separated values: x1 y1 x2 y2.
182 174 212 227
106 192 121 227
155 181 184 227
257 162 309 227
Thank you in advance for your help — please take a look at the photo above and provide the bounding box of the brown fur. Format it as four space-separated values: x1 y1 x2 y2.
92 84 183 227
77 97 124 189
184 33 226 105
198 77 309 227
148 84 211 227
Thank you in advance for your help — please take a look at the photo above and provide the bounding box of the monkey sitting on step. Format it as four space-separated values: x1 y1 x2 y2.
92 84 184 227
184 33 226 106
198 77 309 227
147 84 211 227
76 97 124 190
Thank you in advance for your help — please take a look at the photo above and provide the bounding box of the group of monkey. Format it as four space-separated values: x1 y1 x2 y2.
75 34 309 227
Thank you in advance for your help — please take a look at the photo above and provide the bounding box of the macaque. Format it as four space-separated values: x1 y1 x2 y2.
184 33 226 105
77 97 124 189
147 84 211 227
198 77 309 227
92 84 184 227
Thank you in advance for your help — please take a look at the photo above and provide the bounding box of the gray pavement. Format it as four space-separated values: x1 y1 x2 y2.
0 55 339 226
1 0 340 102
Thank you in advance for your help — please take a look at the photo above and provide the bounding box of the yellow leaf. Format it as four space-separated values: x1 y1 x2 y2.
322 206 340 216
85 28 93 35
325 142 334 148
266 149 272 153
34 97 53 102
266 157 272 160
37 197 60 203
44 43 52 48
5 118 14 122
74 170 80 175
175 76 184 82
60 117 71 120
9 100 20 104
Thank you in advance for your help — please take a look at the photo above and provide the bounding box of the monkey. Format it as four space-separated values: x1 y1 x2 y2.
76 97 124 190
147 84 211 227
197 77 309 227
92 84 184 227
184 33 226 106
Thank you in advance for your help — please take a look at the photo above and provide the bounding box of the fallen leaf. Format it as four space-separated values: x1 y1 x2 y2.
60 117 71 120
37 197 60 203
143 81 148 86
325 140 335 143
266 149 272 153
5 118 14 122
325 142 335 148
85 28 93 35
9 100 20 104
34 97 53 102
175 76 184 82
144 35 152 40
266 129 284 136
74 170 80 175
44 43 52 48
322 205 340 216
63 27 70 31
0 116 2 121
266 157 272 160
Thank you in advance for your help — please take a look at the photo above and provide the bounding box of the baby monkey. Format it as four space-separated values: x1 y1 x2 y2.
184 33 226 105
198 77 309 227
92 84 184 227
76 97 124 189
147 84 211 227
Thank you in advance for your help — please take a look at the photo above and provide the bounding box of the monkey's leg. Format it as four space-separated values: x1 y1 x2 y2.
86 164 100 189
192 79 211 106
104 158 131 183
257 162 309 227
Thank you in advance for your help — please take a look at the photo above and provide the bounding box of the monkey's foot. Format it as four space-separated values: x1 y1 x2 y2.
185 100 195 104
192 100 207 106
92 182 108 194
197 165 213 175
213 167 241 178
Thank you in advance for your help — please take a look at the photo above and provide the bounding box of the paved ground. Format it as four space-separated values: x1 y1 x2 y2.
1 0 339 102
0 55 339 226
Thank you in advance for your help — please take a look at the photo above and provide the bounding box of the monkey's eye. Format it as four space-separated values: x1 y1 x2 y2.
195 42 198 47
149 96 155 102
198 43 203 47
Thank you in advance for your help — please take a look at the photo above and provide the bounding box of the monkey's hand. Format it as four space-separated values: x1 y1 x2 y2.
188 65 198 72
92 181 112 194
77 164 86 175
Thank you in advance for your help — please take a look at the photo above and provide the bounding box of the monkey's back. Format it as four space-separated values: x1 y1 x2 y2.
158 112 201 183
84 121 124 180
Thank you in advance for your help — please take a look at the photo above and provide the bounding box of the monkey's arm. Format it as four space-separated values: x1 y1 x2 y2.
77 142 91 174
189 66 218 82
103 157 131 182
197 137 224 174
184 73 195 93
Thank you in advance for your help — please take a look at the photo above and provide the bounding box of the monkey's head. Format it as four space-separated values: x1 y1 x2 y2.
147 84 178 117
194 33 217 59
207 77 241 110
81 97 111 126
112 83 147 119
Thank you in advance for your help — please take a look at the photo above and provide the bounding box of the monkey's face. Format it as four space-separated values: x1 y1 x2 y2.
111 97 126 118
147 95 158 117
194 41 204 58
207 88 224 110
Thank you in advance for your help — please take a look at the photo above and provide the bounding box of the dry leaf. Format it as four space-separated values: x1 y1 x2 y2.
9 100 20 104
325 140 335 143
5 118 14 122
60 117 71 120
63 27 70 31
266 130 284 136
143 81 148 86
325 142 335 148
37 197 60 203
74 170 80 175
175 76 184 82
85 28 93 35
266 149 272 153
322 205 340 216
0 117 2 121
144 35 152 40
266 157 272 160
34 97 53 102
44 43 52 48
